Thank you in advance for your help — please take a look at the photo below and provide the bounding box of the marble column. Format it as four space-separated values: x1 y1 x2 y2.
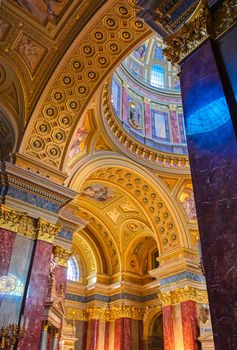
39 322 49 350
51 329 59 350
180 38 237 350
163 306 175 350
104 321 110 350
144 98 151 138
17 239 54 350
181 301 199 350
88 319 99 350
114 318 132 350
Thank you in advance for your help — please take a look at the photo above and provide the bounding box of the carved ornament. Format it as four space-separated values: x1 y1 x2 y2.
213 0 237 38
53 245 72 267
0 204 35 238
67 305 144 321
163 0 210 64
158 286 208 306
36 218 61 243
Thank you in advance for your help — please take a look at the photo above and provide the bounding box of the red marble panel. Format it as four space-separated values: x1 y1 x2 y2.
181 301 199 350
163 306 175 350
124 318 132 350
114 318 123 350
170 110 180 143
17 240 53 350
138 319 143 350
0 229 16 276
104 321 110 350
81 321 88 350
88 319 99 350
54 265 67 296
144 103 151 137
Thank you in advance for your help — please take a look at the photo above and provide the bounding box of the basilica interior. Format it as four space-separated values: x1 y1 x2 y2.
0 0 236 349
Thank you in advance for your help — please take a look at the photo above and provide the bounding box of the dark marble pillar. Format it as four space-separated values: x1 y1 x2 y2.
181 301 199 350
180 39 237 349
17 240 53 350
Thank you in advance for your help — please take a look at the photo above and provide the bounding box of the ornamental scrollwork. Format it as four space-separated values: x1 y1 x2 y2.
36 218 61 243
158 286 208 306
52 245 72 267
0 205 35 238
163 0 210 64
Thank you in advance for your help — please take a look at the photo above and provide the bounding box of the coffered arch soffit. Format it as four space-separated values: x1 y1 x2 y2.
19 0 152 170
70 154 190 253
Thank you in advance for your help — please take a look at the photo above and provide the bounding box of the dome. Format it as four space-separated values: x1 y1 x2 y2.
111 36 188 155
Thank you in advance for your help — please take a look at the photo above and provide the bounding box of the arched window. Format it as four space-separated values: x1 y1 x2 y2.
150 65 165 88
67 257 79 281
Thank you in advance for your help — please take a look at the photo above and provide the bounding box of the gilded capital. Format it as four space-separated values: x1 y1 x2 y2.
158 286 208 306
53 245 72 267
36 218 61 244
0 204 35 239
164 0 210 64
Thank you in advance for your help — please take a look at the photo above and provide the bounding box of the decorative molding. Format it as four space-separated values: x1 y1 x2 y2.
53 245 72 267
158 286 208 306
36 218 61 243
164 0 210 64
66 305 144 321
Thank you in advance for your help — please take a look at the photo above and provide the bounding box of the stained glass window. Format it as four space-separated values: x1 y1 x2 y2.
67 257 79 281
150 65 165 88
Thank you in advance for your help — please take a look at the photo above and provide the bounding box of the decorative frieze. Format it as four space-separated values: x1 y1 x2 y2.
158 286 208 306
66 305 144 322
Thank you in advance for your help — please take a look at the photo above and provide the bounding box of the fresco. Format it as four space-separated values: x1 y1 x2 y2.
15 0 69 24
81 184 114 202
179 185 197 220
67 115 91 163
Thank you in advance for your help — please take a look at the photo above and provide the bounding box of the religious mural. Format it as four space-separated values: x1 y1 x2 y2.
81 184 114 202
67 115 91 164
15 0 69 24
133 43 147 61
179 185 197 220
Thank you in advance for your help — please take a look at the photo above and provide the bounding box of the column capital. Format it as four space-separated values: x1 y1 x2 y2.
164 0 237 65
158 286 208 307
164 0 210 64
36 219 61 244
53 245 72 267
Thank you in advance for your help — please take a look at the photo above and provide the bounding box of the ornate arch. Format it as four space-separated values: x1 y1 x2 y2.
19 0 151 170
143 306 163 339
69 153 190 253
